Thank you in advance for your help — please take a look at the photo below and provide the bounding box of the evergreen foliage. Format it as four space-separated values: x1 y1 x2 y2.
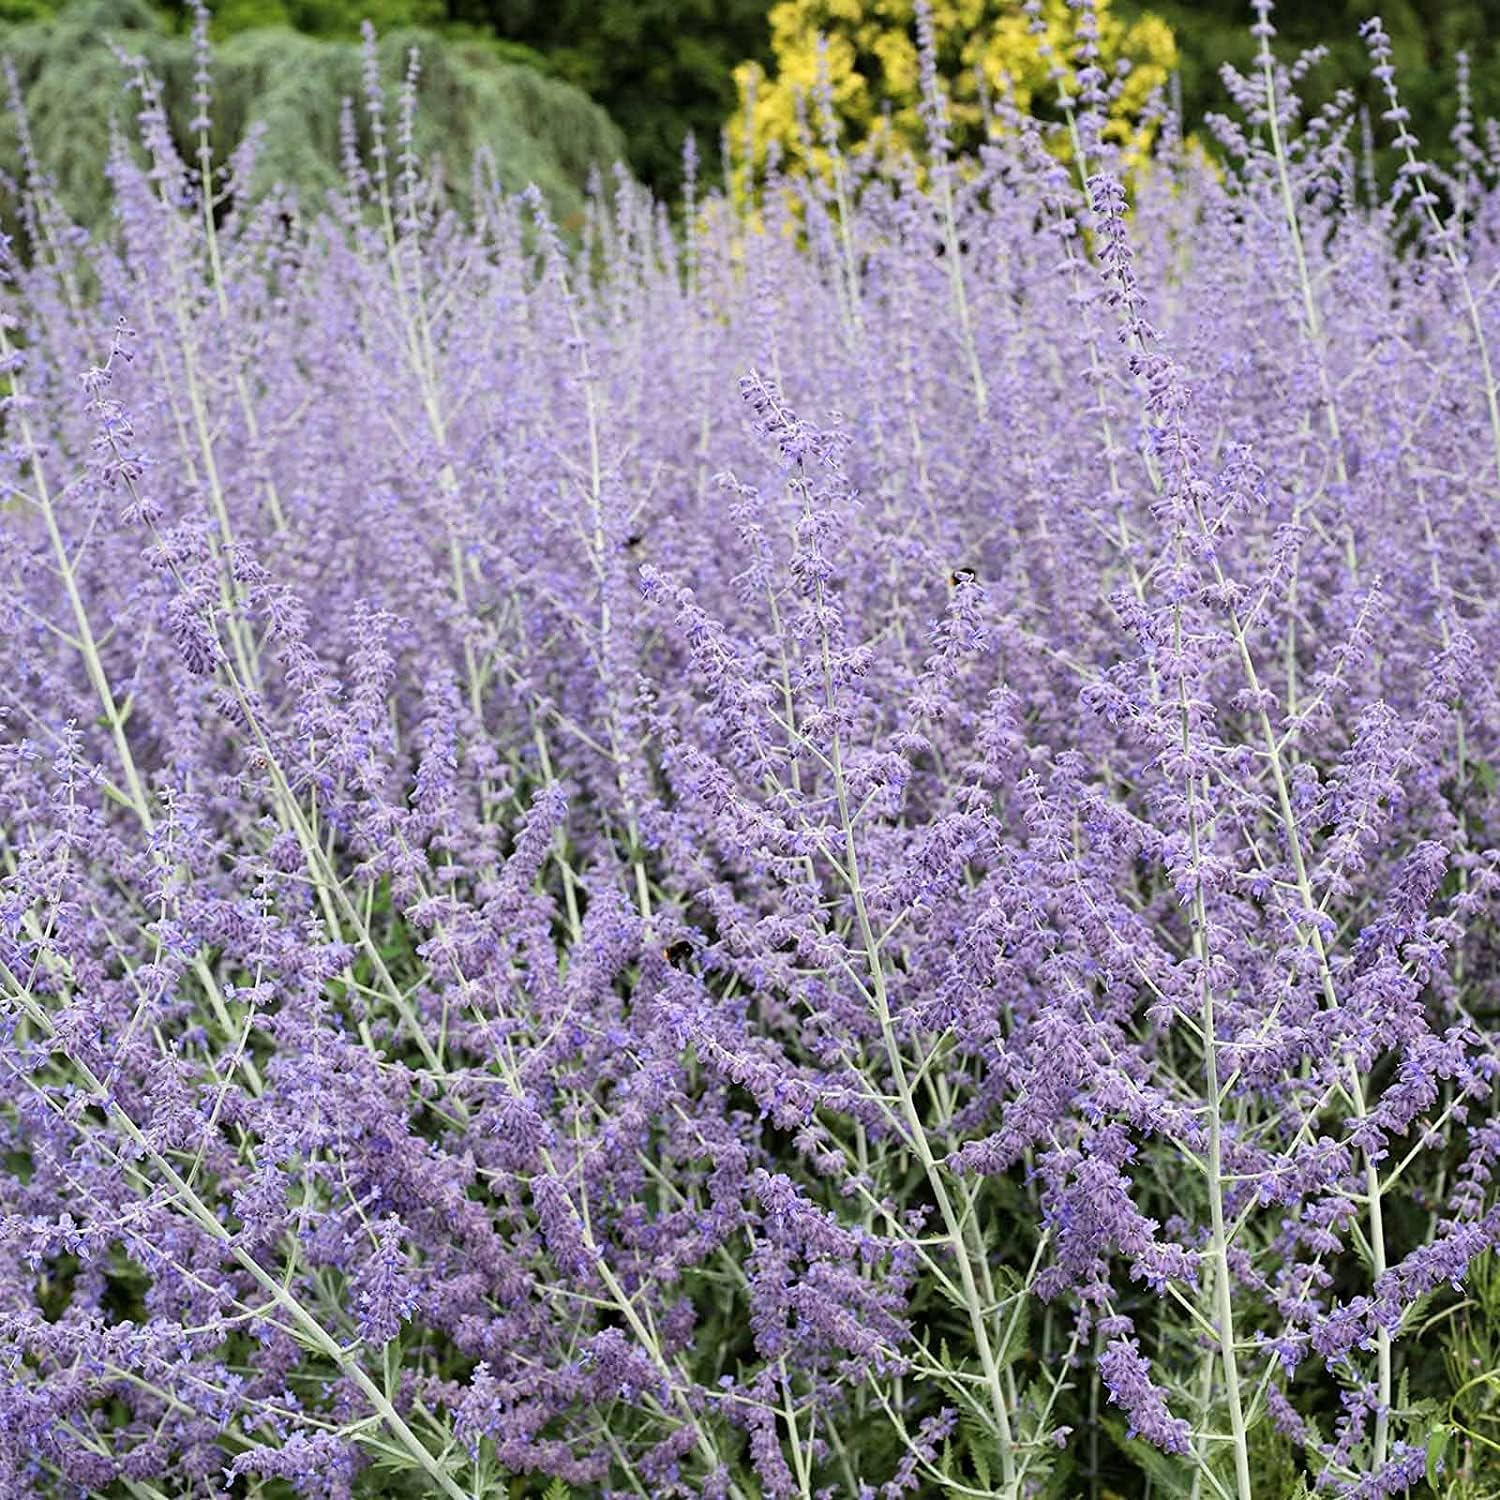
0 0 624 232
205 0 443 36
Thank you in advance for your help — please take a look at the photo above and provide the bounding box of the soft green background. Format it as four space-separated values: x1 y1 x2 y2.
3 0 1495 219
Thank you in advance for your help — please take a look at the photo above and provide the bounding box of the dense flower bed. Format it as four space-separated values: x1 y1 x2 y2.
4 5 1500 1496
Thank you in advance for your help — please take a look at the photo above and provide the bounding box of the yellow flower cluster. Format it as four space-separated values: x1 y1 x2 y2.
731 0 1176 178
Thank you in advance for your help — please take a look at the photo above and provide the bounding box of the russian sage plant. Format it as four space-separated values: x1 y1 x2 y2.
3 3 1500 1496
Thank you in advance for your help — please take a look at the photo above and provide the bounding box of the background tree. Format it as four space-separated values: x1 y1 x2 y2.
203 0 444 36
6 0 1498 208
442 0 773 197
1119 0 1500 177
0 0 624 233
731 0 1177 179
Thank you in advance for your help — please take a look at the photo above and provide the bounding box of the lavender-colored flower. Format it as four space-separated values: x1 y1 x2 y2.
1 14 1499 1498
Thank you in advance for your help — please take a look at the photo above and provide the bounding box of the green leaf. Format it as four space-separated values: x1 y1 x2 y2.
956 1398 996 1489
1427 1423 1453 1491
995 1292 1031 1374
968 1425 992 1489
1099 1418 1195 1500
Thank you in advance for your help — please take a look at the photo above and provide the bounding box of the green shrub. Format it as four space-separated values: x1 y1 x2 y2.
0 0 625 232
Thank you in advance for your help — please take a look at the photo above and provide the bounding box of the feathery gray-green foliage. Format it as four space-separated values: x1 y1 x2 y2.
0 0 625 233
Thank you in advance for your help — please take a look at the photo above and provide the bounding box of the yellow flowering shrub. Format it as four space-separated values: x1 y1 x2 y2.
731 0 1176 175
